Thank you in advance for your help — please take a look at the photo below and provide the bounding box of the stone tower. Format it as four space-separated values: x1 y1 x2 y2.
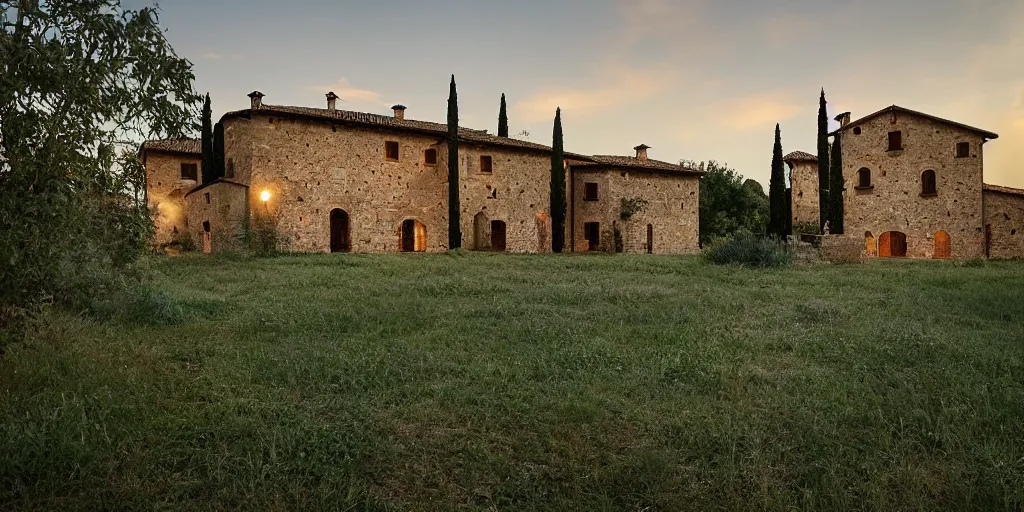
784 151 819 229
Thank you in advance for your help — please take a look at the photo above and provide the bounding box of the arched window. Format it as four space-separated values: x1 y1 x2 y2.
857 168 872 189
921 170 937 195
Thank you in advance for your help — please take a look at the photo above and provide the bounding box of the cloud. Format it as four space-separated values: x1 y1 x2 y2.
515 68 671 123
712 94 804 130
305 78 387 106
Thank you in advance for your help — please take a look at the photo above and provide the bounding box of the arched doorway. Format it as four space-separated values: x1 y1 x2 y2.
400 219 427 252
865 231 876 257
473 212 489 251
329 209 350 253
934 230 951 259
202 221 211 254
490 220 507 251
878 231 907 258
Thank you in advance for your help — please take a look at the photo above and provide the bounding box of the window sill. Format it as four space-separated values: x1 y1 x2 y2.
920 192 938 198
854 185 874 191
887 148 904 153
583 198 599 202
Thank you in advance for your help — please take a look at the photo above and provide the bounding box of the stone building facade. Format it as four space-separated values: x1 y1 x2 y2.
982 184 1024 259
567 148 702 254
141 139 202 247
789 105 1023 259
146 91 703 254
783 151 820 229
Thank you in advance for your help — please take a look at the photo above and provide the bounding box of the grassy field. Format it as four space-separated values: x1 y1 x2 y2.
2 253 1023 511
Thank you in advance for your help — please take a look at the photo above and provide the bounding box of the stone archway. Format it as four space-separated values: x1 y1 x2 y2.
934 230 951 259
329 208 350 253
878 231 907 258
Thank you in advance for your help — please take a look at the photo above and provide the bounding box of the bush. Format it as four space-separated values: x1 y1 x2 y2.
88 282 185 326
703 234 793 267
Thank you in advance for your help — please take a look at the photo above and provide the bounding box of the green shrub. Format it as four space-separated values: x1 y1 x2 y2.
703 234 793 267
88 282 185 326
793 222 821 235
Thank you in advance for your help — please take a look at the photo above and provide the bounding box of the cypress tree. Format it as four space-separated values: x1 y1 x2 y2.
213 121 225 179
829 131 845 234
200 93 214 183
498 93 508 138
447 75 461 250
816 89 830 231
550 108 566 253
769 123 786 237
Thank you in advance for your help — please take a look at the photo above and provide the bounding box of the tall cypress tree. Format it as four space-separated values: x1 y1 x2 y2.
769 123 786 237
200 93 214 183
447 75 461 250
816 89 830 231
829 130 845 234
551 108 566 253
498 93 508 138
213 121 225 179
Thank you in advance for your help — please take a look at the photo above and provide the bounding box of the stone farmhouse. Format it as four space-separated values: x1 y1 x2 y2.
143 91 703 255
786 105 1024 259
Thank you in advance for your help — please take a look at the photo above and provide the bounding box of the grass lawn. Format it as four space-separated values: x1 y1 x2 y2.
2 253 1023 511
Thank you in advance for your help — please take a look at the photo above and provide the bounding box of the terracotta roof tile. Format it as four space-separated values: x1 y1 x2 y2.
141 138 202 155
833 105 998 139
783 151 817 163
983 183 1024 197
571 155 703 176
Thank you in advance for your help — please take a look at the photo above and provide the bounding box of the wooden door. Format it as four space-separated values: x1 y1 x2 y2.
934 231 951 259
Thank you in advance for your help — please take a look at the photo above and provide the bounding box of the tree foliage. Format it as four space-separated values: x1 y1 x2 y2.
498 93 508 138
817 89 830 230
0 1 200 330
829 131 845 234
201 93 214 183
550 108 566 253
447 75 461 249
768 124 786 237
695 161 769 246
213 120 225 179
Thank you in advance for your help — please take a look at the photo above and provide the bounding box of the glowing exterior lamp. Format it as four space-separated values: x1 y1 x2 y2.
260 190 271 202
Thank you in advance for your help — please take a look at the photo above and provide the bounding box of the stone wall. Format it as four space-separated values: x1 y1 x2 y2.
455 143 552 253
788 160 820 229
185 181 249 253
820 235 863 264
842 111 987 259
145 151 201 246
569 167 700 254
984 189 1024 259
230 113 450 253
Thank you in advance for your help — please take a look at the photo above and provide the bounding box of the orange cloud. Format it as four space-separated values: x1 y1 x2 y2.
713 94 804 130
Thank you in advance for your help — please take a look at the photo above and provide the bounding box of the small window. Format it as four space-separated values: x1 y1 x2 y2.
480 155 493 173
226 159 235 178
180 163 198 180
888 131 903 151
921 170 937 195
584 182 599 201
853 126 862 135
857 167 872 189
424 149 437 165
204 192 211 204
956 142 970 158
385 141 399 161
202 221 211 233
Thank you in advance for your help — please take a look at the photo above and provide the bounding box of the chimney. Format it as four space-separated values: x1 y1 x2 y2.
634 144 650 161
836 112 851 128
326 91 338 112
392 104 407 121
247 91 264 110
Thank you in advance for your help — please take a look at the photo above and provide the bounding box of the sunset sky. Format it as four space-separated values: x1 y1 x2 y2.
134 0 1024 188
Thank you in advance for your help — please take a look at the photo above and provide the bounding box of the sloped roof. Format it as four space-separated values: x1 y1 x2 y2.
783 151 817 163
983 183 1024 197
141 138 201 155
223 104 556 153
184 178 249 198
570 155 704 176
833 105 998 139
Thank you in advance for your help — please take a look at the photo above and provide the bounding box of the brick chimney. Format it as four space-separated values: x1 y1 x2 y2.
326 91 338 112
835 112 851 128
247 91 264 110
634 144 650 161
392 105 407 120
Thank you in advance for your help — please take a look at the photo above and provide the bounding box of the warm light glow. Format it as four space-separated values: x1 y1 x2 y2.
260 190 271 202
